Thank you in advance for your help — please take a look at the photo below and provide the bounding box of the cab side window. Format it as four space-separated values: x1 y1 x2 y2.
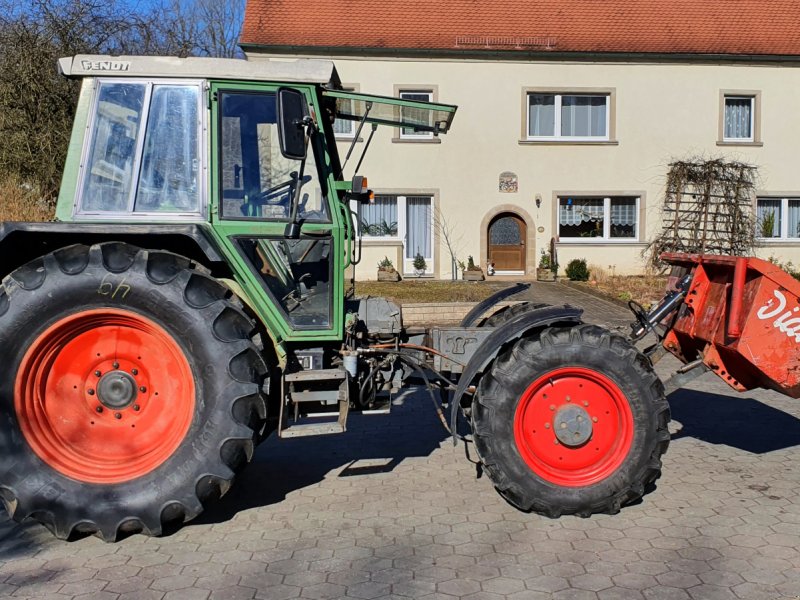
78 81 202 216
134 86 200 212
81 82 145 212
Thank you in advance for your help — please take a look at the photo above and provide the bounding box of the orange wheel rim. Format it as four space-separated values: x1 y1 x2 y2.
14 308 195 484
514 367 634 487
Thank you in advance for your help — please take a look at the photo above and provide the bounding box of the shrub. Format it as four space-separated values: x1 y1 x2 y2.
565 258 590 281
0 177 54 222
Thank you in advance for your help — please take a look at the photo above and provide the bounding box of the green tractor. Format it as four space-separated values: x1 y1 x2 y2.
0 55 669 541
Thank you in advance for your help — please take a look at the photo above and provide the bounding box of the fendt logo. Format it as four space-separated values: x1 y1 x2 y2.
756 289 800 341
80 60 130 72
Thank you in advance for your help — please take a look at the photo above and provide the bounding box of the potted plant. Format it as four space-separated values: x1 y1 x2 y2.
377 256 401 281
537 249 556 282
760 210 777 238
413 252 427 277
462 255 485 281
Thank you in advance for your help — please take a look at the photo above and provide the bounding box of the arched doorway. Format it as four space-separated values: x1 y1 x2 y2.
488 212 527 273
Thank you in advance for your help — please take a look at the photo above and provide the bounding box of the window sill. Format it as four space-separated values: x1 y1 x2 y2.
519 139 619 146
361 238 403 247
755 239 800 245
557 240 646 246
392 137 442 144
335 135 363 142
717 140 763 147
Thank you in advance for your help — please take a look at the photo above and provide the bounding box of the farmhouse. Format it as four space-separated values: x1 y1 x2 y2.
241 0 800 278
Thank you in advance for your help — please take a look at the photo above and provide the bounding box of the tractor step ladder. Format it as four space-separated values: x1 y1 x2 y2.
278 368 350 438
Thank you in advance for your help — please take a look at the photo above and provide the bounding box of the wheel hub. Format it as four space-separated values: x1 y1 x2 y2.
553 404 592 447
97 370 138 409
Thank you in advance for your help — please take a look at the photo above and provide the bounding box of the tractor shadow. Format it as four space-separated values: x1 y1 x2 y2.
668 387 800 453
193 386 458 527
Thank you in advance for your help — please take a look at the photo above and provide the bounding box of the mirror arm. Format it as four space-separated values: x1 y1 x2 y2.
284 128 312 239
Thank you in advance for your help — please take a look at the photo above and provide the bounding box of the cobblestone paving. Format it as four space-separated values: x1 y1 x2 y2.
1 283 800 600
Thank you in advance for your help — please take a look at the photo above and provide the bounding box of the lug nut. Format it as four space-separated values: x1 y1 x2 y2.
95 406 103 413
566 396 571 402
554 439 559 445
113 362 120 369
592 417 598 423
139 386 147 393
114 412 122 420
95 370 102 377
133 404 140 411
544 423 550 429
131 369 138 376
583 401 589 407
87 389 95 396
549 405 555 411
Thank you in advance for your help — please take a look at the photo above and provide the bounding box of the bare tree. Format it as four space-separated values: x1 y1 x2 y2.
434 207 465 280
151 0 245 58
0 0 131 199
0 0 245 204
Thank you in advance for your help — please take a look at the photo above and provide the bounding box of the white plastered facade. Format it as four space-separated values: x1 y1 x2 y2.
248 52 800 279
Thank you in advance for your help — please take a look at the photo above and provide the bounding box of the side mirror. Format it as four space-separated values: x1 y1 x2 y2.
277 88 308 160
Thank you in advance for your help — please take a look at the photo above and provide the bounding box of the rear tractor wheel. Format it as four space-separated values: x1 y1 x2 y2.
0 243 267 540
472 324 669 516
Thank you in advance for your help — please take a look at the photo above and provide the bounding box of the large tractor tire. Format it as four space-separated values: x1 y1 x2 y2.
472 324 669 517
0 243 267 541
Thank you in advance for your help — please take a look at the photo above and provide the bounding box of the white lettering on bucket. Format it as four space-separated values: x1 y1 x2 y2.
757 289 800 341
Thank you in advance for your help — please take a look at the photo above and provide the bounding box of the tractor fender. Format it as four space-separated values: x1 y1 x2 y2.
459 282 530 327
0 222 225 278
450 304 583 436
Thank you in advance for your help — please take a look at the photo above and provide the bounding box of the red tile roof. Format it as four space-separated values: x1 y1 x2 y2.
242 0 800 57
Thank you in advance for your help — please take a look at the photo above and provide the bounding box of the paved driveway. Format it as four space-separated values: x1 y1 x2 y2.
1 283 799 600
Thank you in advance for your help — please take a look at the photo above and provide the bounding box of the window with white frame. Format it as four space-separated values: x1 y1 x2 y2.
333 98 354 137
358 196 399 238
399 90 433 139
333 87 356 138
355 194 434 273
756 197 800 239
723 95 755 141
528 93 610 140
558 196 639 240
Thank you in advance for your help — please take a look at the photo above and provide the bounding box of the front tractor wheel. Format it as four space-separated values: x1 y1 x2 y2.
0 243 267 541
472 324 670 517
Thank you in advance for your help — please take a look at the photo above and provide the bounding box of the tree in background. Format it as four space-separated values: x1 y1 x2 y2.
0 0 245 213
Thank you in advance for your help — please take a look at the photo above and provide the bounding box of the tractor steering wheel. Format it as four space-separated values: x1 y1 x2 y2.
251 177 296 204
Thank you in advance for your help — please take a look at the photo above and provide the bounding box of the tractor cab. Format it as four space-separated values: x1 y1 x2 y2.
53 55 456 343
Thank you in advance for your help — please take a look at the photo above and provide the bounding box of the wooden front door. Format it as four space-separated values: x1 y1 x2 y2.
488 214 527 271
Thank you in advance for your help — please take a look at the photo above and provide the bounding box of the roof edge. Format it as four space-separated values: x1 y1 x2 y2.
239 42 800 65
59 54 340 84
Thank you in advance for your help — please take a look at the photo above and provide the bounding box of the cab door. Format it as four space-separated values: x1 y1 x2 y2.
207 82 345 342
